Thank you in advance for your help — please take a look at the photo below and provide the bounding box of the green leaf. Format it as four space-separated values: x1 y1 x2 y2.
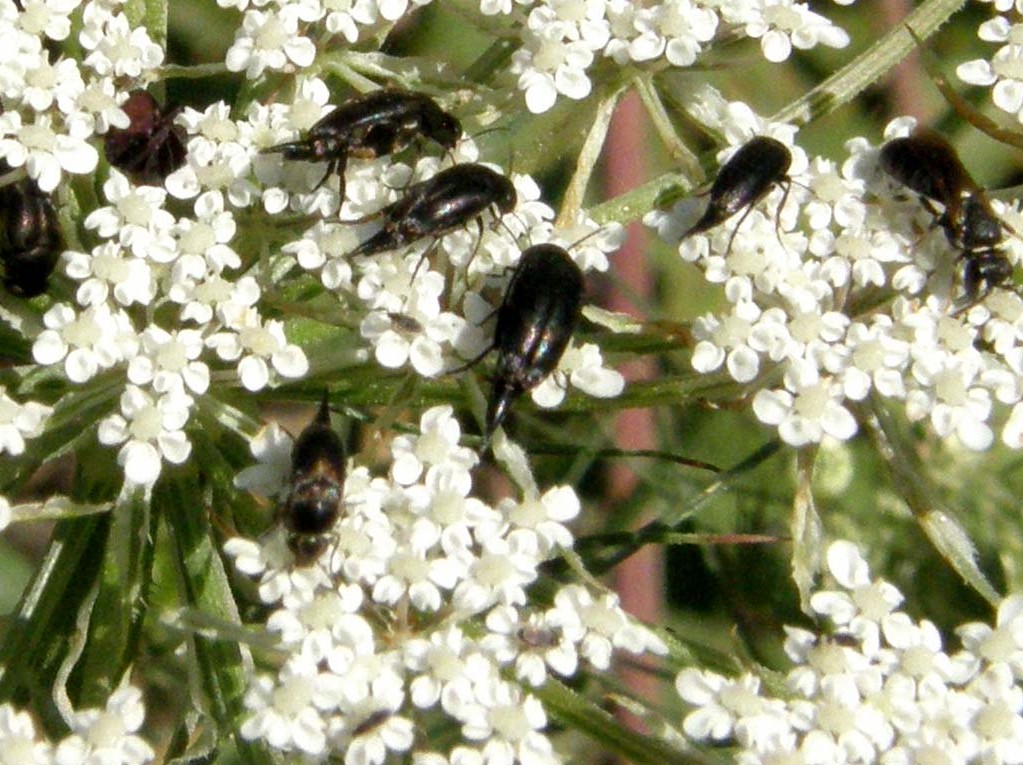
162 474 275 765
0 515 108 725
74 487 154 707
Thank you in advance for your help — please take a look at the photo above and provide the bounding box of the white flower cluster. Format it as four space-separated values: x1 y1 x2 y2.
958 9 1023 125
0 0 164 191
210 0 852 112
226 406 666 764
646 92 1023 451
509 0 851 114
30 166 308 486
220 0 433 71
260 75 625 406
0 684 154 765
676 540 1023 765
0 387 51 457
3 0 626 493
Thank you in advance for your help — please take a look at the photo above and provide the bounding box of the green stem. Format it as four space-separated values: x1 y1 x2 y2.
464 38 519 84
791 446 822 614
588 170 691 225
75 488 154 707
570 440 782 574
0 515 107 727
635 74 703 182
163 474 275 764
771 0 968 126
557 87 623 227
863 399 1000 606
158 62 230 80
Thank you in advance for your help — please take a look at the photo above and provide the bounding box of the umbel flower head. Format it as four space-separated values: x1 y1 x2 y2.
225 406 667 763
675 540 1023 765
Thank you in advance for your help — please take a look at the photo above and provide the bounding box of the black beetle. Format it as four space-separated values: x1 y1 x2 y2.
104 90 187 186
683 135 793 251
0 167 63 298
347 163 516 261
264 89 461 197
278 394 346 565
456 244 584 447
879 128 1013 300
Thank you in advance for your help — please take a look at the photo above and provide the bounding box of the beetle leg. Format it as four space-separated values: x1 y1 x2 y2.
724 203 758 257
409 239 439 284
444 345 495 375
772 180 792 251
461 215 486 274
315 151 348 195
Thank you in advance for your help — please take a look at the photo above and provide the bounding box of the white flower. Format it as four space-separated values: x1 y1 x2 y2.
752 362 857 447
240 660 335 756
0 388 51 456
64 242 156 308
458 677 555 765
692 302 792 383
372 523 464 612
234 422 294 499
323 0 378 42
206 315 309 391
165 102 259 206
83 170 176 261
547 584 666 670
629 0 718 67
127 326 210 395
0 110 98 192
511 20 595 113
97 386 194 487
958 18 1023 123
501 484 579 555
15 0 79 43
389 406 478 486
905 351 994 451
673 539 1023 765
808 540 904 645
738 0 850 63
676 669 791 748
530 342 624 408
54 684 155 765
33 303 139 383
80 6 164 78
453 532 540 613
958 595 1023 677
0 701 51 764
225 8 317 79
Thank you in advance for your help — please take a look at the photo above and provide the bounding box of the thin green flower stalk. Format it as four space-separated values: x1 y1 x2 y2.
4 0 1023 764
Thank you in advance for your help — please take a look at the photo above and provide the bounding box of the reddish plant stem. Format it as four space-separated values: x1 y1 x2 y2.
602 91 662 709
880 0 930 120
